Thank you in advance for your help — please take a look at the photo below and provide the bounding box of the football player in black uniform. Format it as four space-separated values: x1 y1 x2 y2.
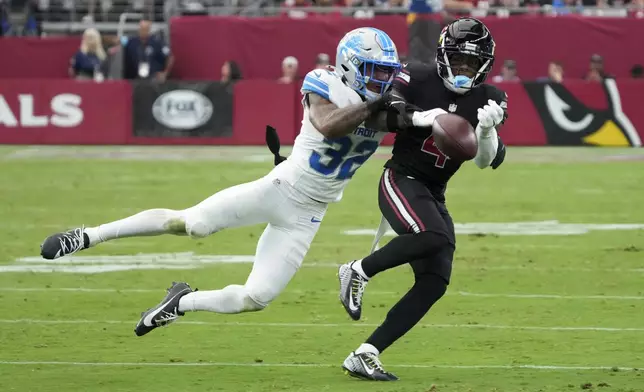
338 18 508 381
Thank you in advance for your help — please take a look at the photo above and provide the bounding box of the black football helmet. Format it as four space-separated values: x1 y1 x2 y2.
436 18 496 94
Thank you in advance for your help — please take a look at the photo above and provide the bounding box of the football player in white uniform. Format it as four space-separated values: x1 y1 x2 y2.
39 27 404 336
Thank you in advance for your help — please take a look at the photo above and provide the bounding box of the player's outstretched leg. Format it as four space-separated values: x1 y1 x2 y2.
342 345 398 381
40 208 187 259
40 177 274 260
131 182 326 336
134 281 194 336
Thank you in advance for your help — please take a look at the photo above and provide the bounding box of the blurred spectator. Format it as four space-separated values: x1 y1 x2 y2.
408 0 472 14
278 56 299 84
221 60 243 84
123 20 174 82
221 60 242 94
69 28 107 82
383 0 408 8
633 0 644 18
492 59 520 82
23 0 41 36
0 0 11 36
537 61 564 83
351 0 376 18
547 61 564 82
315 53 330 69
551 0 581 15
631 64 643 79
584 54 611 82
283 0 311 19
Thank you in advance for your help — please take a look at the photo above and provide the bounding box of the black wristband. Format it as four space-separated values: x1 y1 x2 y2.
387 108 400 132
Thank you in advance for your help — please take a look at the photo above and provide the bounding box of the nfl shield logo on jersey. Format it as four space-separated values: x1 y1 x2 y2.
448 103 458 112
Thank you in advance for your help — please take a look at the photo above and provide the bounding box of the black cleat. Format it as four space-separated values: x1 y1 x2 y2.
40 227 89 260
338 261 368 321
342 351 399 381
134 282 194 337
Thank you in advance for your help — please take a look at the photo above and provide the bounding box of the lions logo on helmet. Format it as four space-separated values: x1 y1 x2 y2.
336 28 401 100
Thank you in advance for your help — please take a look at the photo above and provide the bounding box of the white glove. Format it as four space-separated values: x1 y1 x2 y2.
477 99 505 130
411 108 447 127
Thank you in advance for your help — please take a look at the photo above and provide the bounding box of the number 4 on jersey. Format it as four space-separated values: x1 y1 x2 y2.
421 136 449 168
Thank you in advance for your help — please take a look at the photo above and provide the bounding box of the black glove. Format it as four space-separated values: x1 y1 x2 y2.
265 125 287 166
385 100 424 132
365 91 394 113
491 136 506 169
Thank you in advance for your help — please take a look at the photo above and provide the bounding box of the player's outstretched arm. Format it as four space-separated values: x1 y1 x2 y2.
474 99 504 169
308 93 388 139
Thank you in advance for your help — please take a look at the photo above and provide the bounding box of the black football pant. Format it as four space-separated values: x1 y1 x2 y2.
362 168 456 353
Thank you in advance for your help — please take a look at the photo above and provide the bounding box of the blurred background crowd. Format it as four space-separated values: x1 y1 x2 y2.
0 0 643 84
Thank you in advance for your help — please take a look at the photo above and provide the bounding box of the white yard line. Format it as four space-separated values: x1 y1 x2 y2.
2 287 643 301
0 360 638 371
0 319 642 332
3 263 643 274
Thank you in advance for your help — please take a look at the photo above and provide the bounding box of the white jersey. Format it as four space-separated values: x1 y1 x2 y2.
274 68 386 203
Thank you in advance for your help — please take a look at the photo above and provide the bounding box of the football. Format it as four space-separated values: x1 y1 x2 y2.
432 113 478 161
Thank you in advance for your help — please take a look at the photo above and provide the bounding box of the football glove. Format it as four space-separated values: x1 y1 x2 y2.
411 108 448 128
490 136 506 170
477 99 505 130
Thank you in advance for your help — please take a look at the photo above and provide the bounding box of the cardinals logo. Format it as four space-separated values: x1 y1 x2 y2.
524 79 641 146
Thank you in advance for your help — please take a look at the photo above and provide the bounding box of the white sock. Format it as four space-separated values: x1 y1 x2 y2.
178 285 259 314
84 208 185 246
351 259 369 280
355 343 379 356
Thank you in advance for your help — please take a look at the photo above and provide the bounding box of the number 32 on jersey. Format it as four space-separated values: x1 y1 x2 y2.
309 136 379 180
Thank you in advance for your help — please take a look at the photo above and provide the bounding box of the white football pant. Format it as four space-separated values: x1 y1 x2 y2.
179 168 328 310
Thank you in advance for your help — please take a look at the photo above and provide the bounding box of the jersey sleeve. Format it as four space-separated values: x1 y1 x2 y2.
392 62 433 101
301 69 332 101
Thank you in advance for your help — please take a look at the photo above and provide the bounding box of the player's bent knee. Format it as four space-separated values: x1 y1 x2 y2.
183 209 212 238
415 273 448 300
244 285 280 311
242 294 267 312
416 230 453 255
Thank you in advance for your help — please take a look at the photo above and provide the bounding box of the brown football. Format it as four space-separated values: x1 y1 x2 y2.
432 113 478 161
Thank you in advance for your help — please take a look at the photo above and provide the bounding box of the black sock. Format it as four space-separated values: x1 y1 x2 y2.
362 231 451 278
366 274 447 353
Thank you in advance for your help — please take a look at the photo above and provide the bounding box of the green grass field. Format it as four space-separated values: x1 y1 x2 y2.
1 146 643 392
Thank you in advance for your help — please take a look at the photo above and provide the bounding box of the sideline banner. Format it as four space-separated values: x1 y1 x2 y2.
1 79 642 146
0 80 131 144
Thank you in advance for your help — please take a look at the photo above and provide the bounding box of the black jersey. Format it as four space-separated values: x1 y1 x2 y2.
385 61 508 202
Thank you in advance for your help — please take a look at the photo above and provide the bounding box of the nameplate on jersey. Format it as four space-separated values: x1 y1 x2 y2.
354 126 378 138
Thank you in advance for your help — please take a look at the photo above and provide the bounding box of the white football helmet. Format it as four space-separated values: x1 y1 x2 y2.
336 27 401 100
